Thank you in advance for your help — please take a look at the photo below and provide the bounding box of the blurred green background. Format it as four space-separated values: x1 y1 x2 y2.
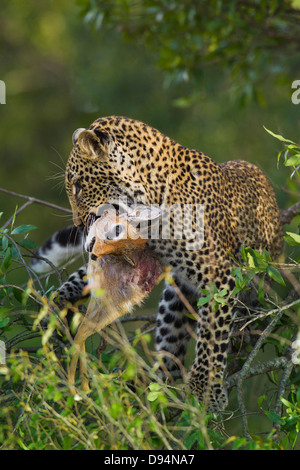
1 0 299 246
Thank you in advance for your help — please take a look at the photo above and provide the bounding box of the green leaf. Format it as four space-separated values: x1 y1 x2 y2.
245 247 268 270
185 312 197 320
0 317 10 328
19 238 38 250
185 430 205 449
67 395 75 408
0 306 13 317
149 382 162 392
258 274 266 306
217 288 228 297
214 290 228 305
62 435 72 450
265 411 285 426
13 288 23 303
240 245 247 262
280 397 293 408
197 296 211 306
247 252 256 268
263 127 295 145
284 154 300 167
2 247 11 270
147 391 160 402
2 235 8 251
284 236 300 247
296 387 300 406
284 231 300 246
266 265 285 286
147 382 163 402
231 437 248 450
262 249 272 262
257 393 267 408
11 224 37 235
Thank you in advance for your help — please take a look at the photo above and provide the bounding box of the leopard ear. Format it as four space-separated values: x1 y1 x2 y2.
72 128 86 145
77 129 109 160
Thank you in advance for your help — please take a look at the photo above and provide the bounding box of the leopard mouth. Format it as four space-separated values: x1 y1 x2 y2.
83 203 123 235
84 212 97 236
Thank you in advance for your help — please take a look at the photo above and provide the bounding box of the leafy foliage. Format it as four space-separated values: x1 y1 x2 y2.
264 127 300 179
79 0 300 105
1 0 300 451
1 181 300 450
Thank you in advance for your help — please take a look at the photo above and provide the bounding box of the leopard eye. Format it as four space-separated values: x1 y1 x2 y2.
72 181 82 198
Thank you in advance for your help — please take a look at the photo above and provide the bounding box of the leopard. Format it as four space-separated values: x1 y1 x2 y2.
32 115 283 411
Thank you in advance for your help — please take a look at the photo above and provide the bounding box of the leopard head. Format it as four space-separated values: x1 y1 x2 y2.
65 116 164 227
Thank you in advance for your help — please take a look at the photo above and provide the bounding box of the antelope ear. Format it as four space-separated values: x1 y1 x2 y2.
77 129 109 159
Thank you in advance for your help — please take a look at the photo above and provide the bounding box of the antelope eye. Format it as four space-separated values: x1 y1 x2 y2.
72 181 82 197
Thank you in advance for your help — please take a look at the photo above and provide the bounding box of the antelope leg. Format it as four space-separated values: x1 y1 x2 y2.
79 342 91 393
67 299 100 392
68 296 123 392
68 346 80 394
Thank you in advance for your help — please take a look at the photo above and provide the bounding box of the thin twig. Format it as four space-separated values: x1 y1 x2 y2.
118 313 157 324
0 284 38 304
23 253 64 285
240 298 300 330
1 200 34 229
0 231 45 294
274 360 293 412
226 356 289 388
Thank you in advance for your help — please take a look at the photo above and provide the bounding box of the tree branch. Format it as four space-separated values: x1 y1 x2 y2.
236 306 287 438
0 187 72 214
226 356 289 389
280 201 300 225
1 200 34 229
